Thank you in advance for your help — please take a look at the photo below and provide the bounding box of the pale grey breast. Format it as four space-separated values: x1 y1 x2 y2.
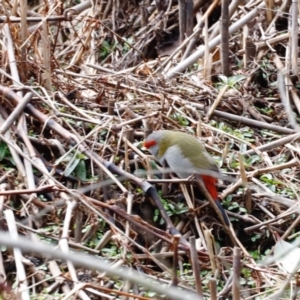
160 145 196 178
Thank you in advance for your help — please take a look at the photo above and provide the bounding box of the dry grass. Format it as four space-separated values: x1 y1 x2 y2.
0 0 300 299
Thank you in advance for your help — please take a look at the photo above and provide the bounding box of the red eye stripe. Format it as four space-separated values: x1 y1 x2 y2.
144 140 157 148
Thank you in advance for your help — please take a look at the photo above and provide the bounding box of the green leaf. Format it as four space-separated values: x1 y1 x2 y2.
239 207 247 213
251 234 261 242
218 75 228 84
216 75 246 89
64 155 80 177
228 202 239 210
170 112 189 126
76 160 87 181
77 153 87 160
0 142 8 161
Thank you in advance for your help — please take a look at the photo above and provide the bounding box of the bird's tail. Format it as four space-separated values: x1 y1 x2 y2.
215 199 230 225
201 175 230 225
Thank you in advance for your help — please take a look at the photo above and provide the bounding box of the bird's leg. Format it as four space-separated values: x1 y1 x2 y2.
188 173 198 183
184 174 197 204
161 161 169 197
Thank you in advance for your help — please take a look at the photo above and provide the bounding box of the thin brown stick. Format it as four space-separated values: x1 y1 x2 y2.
171 235 180 286
189 236 204 298
232 247 241 300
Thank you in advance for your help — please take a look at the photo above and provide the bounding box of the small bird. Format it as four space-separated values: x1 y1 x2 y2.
144 130 229 225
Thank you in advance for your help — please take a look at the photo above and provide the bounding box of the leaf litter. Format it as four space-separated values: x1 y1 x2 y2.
0 0 300 299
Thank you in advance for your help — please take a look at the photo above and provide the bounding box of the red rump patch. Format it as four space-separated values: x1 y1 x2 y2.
201 175 218 200
144 140 157 148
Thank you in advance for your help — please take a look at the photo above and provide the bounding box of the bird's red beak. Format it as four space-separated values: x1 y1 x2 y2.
143 140 156 149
